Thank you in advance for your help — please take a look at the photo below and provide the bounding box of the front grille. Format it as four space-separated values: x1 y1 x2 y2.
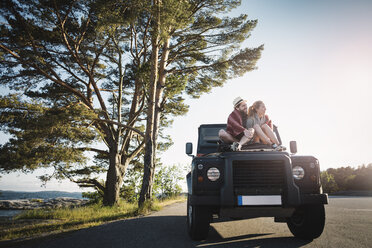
233 160 285 195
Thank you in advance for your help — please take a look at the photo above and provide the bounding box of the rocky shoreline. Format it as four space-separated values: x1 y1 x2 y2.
0 197 88 210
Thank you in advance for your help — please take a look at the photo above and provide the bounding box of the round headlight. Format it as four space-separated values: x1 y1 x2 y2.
207 167 220 181
292 166 305 180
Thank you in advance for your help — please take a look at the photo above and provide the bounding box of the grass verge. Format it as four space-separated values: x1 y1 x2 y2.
0 195 186 242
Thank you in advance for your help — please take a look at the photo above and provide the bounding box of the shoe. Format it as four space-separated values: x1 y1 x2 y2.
231 142 240 151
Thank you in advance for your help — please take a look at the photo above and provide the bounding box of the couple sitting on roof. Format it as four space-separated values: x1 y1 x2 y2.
219 97 285 151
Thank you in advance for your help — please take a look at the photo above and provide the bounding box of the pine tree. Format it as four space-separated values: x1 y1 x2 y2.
0 0 263 206
0 0 149 205
138 0 263 206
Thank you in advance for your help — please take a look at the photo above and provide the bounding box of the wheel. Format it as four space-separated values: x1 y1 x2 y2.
286 204 325 240
187 194 211 240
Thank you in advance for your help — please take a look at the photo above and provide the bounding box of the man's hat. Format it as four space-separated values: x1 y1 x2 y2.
233 96 246 108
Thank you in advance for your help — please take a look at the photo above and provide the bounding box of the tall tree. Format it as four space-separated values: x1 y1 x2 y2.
0 0 150 205
0 0 263 207
138 0 263 206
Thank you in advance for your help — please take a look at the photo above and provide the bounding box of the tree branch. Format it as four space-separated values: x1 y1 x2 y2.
95 119 145 137
128 140 145 161
168 59 230 74
75 178 105 192
75 147 109 155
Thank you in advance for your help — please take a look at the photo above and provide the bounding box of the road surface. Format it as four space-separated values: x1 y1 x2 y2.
4 196 372 248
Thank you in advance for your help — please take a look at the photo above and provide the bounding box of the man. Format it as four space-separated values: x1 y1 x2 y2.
219 97 255 151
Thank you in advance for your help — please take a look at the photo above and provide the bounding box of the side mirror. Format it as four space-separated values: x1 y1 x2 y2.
186 142 193 157
290 141 297 154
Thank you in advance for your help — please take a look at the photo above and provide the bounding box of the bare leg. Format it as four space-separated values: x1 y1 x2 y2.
237 135 250 148
218 129 238 143
253 135 261 143
253 124 272 145
261 124 280 145
236 128 255 150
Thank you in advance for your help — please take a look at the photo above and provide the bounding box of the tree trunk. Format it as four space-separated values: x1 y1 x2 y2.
138 58 158 205
148 37 170 189
139 138 156 205
103 150 131 206
139 0 160 207
153 37 170 140
103 151 123 205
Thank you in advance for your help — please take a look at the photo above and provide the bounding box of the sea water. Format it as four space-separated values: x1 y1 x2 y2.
0 190 84 218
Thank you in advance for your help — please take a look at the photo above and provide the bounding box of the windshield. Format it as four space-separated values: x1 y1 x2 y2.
197 124 226 155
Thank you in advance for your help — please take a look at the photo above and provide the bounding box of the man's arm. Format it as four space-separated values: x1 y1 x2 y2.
227 111 246 137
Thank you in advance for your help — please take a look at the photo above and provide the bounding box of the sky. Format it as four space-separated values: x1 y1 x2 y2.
1 0 372 192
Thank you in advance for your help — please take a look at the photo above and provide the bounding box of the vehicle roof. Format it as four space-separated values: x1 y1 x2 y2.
199 123 227 128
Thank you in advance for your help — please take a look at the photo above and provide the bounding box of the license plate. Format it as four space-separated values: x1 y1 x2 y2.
238 195 282 206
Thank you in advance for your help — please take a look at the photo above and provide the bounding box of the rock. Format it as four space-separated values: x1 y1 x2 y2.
0 198 89 210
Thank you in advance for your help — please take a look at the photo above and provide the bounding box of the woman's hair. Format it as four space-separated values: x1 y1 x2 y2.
247 100 264 118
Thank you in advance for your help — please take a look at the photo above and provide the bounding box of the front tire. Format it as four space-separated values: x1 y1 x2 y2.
286 204 325 240
187 194 211 240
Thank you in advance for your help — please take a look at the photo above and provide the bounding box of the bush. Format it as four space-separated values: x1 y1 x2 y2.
153 164 186 198
82 163 187 204
321 164 372 193
82 191 103 204
320 171 339 193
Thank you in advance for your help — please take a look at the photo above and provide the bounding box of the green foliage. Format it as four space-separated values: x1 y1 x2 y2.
136 199 160 215
120 161 143 203
81 159 186 204
321 164 372 193
82 161 186 203
344 165 372 190
119 162 185 202
1 196 184 241
1 200 137 240
0 0 262 205
0 94 97 173
0 0 147 198
154 164 186 197
82 190 104 204
320 171 339 193
162 1 263 99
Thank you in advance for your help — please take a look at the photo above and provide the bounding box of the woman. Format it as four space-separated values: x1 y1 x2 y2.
246 100 285 150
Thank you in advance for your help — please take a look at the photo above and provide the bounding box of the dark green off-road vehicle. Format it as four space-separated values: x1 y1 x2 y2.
186 124 328 240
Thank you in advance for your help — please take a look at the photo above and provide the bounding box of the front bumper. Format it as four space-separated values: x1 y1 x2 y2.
301 193 328 204
188 152 329 207
189 193 328 206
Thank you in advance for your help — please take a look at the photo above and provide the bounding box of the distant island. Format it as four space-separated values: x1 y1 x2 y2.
0 190 84 200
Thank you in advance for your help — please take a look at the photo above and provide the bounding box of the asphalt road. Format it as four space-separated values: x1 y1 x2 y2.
5 196 372 248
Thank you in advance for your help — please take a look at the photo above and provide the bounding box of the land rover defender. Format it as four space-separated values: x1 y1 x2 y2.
186 124 328 240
